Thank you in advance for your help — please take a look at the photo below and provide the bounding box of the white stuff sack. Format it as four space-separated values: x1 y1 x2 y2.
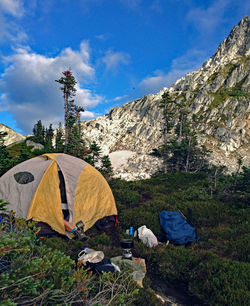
137 225 158 248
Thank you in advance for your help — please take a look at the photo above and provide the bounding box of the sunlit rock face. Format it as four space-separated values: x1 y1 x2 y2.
0 124 25 146
80 17 250 180
1 17 249 181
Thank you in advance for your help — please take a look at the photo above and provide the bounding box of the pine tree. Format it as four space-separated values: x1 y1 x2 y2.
66 124 89 158
55 122 64 153
17 143 31 163
86 141 102 167
32 120 45 144
55 70 84 152
0 132 14 176
100 155 113 180
165 110 209 173
158 91 175 172
44 124 54 152
155 92 209 173
159 91 174 136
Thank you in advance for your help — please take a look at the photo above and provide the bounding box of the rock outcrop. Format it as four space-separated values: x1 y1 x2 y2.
0 124 25 146
80 17 250 180
1 17 249 181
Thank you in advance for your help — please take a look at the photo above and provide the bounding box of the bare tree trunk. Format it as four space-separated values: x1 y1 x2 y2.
233 158 242 192
178 113 183 144
162 103 168 173
185 137 192 172
214 168 218 190
64 89 68 147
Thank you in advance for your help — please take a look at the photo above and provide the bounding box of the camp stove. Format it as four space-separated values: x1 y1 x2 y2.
120 239 134 260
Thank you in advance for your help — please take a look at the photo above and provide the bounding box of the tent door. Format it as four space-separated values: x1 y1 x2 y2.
58 170 69 221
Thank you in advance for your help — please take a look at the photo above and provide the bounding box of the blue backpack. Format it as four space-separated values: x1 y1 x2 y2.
159 211 199 245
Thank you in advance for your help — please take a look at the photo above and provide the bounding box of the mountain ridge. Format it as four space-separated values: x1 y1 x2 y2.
0 124 25 146
1 17 249 180
80 16 250 179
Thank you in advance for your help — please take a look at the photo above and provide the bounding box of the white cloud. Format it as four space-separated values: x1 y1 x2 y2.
187 0 230 33
0 0 24 17
0 0 27 42
102 50 130 71
0 42 102 134
113 94 129 102
171 49 208 71
139 70 183 94
138 49 208 94
95 33 110 41
80 110 95 119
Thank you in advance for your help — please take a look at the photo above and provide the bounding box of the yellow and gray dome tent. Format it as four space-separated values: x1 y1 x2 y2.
0 153 117 235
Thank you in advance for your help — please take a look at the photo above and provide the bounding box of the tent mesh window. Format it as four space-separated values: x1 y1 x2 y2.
14 172 34 184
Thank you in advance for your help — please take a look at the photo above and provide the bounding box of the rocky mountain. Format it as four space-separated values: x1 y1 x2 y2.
0 124 25 146
1 17 249 181
80 16 250 180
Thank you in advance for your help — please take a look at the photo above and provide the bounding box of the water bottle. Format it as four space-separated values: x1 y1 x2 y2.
78 247 95 259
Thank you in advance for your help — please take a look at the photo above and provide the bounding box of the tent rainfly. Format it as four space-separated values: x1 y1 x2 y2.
0 153 117 235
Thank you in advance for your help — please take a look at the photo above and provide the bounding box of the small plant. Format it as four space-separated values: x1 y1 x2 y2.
0 199 8 212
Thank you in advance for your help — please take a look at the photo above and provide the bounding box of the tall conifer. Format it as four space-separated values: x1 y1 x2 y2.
55 70 84 152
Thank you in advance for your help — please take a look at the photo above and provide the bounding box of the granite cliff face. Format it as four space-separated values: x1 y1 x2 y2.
1 17 249 180
80 17 250 180
0 124 25 146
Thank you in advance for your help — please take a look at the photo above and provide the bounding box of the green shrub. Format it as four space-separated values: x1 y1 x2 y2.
114 189 141 207
88 232 112 247
227 233 250 262
0 218 138 305
189 258 250 305
0 229 77 303
132 288 163 305
136 240 250 305
118 206 162 236
41 236 68 253
150 245 201 282
86 233 122 257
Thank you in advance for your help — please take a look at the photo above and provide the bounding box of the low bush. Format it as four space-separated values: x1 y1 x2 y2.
150 245 201 282
113 189 141 207
135 240 250 305
114 170 250 305
0 218 139 305
0 222 79 304
1 168 249 305
189 257 250 305
132 288 163 305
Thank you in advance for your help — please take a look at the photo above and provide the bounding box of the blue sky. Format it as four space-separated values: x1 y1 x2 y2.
0 0 249 135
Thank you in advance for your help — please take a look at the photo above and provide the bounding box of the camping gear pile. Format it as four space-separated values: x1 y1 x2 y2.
77 246 147 287
78 247 120 273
